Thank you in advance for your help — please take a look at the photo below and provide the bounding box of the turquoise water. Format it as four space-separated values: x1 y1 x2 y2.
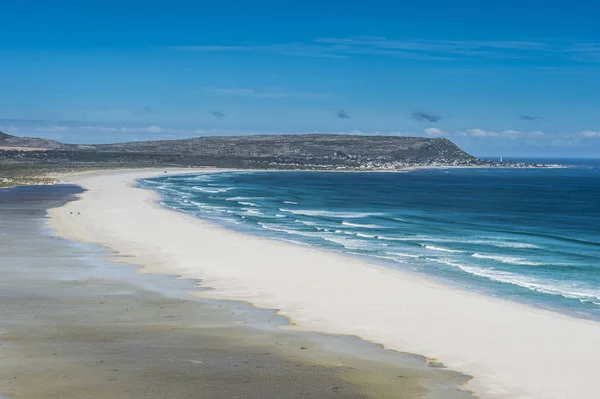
141 159 600 319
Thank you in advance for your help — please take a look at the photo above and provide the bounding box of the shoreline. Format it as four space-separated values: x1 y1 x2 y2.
0 161 571 189
47 168 600 399
1 183 472 399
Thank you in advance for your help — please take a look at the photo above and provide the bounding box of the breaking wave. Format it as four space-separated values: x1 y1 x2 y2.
472 253 542 266
436 259 600 304
423 244 463 253
280 209 378 218
142 166 600 318
341 221 384 229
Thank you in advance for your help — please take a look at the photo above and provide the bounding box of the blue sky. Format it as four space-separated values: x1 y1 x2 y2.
1 1 599 157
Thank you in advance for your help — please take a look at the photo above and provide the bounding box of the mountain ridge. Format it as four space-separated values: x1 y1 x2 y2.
0 130 66 150
0 131 530 170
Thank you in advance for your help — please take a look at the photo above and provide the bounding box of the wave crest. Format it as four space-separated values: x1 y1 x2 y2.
472 253 542 266
280 208 378 218
437 259 600 303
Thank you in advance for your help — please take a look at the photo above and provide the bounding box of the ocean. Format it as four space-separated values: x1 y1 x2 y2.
141 158 600 319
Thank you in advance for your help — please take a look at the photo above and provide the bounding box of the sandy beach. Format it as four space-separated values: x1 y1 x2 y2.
47 169 600 399
1 182 471 399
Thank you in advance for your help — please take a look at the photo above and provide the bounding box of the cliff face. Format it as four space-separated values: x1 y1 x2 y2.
1 132 484 170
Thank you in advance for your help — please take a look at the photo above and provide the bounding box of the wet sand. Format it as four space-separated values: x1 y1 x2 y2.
0 184 472 399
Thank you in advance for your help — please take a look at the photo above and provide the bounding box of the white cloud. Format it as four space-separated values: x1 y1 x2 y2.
425 127 446 136
528 131 547 137
454 129 548 139
458 128 494 137
501 129 520 138
347 129 365 135
579 130 600 138
145 125 164 133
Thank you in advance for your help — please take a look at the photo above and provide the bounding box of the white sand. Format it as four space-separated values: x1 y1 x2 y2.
48 169 600 399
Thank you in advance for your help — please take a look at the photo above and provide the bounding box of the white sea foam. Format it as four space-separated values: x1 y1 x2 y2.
273 237 312 247
413 236 540 249
490 241 540 249
460 240 540 249
474 237 540 249
190 201 228 213
436 259 600 303
356 232 378 239
472 253 542 266
181 175 215 182
377 235 420 242
422 244 463 253
321 235 378 250
341 221 383 229
280 208 378 218
238 201 259 207
220 218 242 225
192 186 235 193
259 223 379 251
226 196 263 202
338 230 375 237
258 223 322 238
238 208 264 216
295 220 317 226
283 201 298 204
339 230 379 239
368 254 408 263
384 251 420 258
140 179 162 185
156 185 181 193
